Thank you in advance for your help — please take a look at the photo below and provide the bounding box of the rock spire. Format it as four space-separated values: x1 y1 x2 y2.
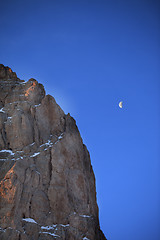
0 64 106 240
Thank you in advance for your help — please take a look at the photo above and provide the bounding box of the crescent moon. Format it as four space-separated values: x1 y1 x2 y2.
119 101 123 108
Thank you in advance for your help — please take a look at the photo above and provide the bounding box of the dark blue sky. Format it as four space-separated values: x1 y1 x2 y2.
1 0 160 239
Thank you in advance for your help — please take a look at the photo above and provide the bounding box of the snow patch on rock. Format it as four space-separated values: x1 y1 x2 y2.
0 108 5 113
80 215 91 218
30 152 40 157
22 218 37 224
0 149 15 155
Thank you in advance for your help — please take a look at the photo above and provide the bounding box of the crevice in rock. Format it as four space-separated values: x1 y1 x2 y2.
33 112 40 145
1 128 7 149
29 198 32 217
48 148 52 184
18 167 27 215
18 232 21 240
47 148 53 214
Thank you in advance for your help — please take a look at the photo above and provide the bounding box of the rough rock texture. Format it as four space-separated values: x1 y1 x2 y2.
0 64 106 240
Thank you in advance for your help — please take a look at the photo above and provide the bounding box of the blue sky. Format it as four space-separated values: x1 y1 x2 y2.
1 0 160 239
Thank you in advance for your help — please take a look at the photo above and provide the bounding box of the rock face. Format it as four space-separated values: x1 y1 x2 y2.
0 64 106 240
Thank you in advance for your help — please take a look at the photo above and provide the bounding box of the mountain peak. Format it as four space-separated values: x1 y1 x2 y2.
0 65 106 240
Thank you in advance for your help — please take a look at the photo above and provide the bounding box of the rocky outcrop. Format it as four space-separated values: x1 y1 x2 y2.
0 64 106 240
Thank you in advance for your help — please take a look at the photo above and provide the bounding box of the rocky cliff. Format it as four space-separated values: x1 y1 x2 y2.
0 64 106 240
